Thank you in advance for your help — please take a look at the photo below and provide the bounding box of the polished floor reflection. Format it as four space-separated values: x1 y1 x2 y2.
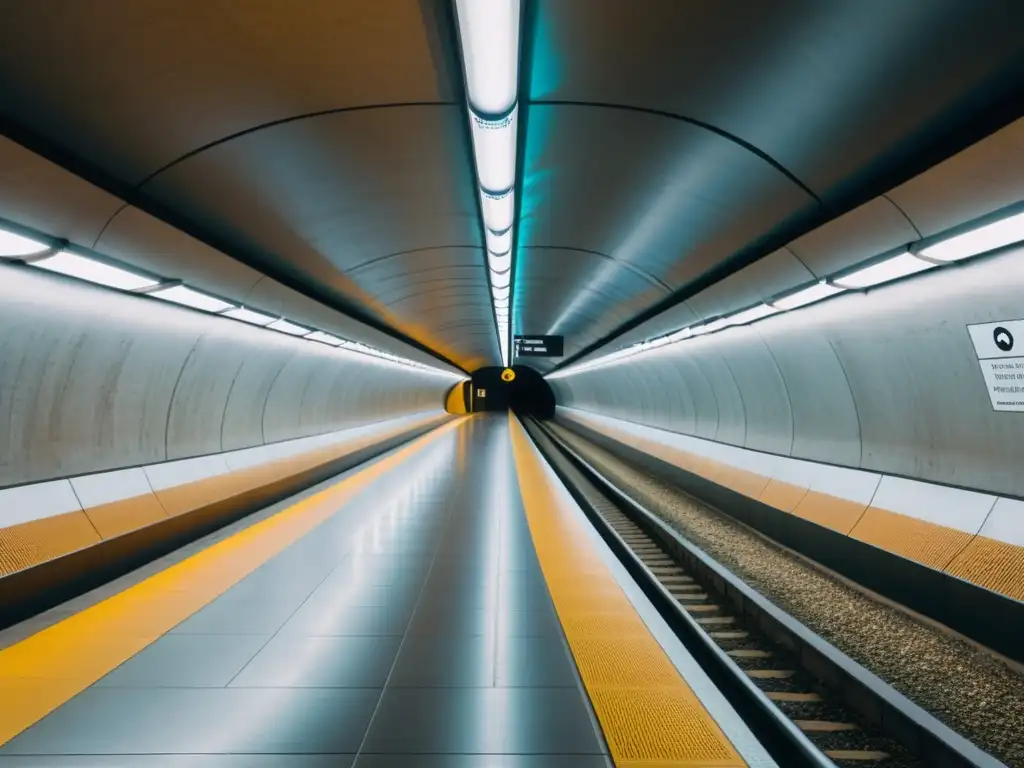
0 417 611 767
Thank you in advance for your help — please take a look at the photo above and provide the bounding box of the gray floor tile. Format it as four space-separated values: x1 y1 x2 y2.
303 584 421 613
359 687 605 754
499 609 566 638
230 635 401 688
405 607 494 636
354 758 609 768
388 634 495 687
96 633 269 688
0 758 353 767
170 598 300 635
495 636 580 687
0 688 381 755
279 604 412 637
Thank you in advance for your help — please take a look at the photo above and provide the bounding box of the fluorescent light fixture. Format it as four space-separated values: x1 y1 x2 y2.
690 317 731 336
918 209 1024 262
486 227 512 255
488 250 512 272
481 189 514 232
151 285 233 313
492 285 510 301
454 0 521 116
306 331 345 346
771 280 844 310
833 251 934 289
490 269 511 289
0 229 50 257
223 307 276 326
268 318 311 336
727 303 779 326
470 107 518 194
34 251 157 291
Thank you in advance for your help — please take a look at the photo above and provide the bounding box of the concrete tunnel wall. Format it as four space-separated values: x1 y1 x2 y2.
549 243 1024 604
0 262 452 489
549 241 1024 500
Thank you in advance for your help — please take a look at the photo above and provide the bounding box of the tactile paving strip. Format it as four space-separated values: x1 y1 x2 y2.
592 687 742 764
509 415 747 767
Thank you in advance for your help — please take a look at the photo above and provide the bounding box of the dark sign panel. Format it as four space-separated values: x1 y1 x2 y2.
514 335 564 357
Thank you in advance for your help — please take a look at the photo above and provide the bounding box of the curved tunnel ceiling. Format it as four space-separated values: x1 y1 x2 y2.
0 0 1021 373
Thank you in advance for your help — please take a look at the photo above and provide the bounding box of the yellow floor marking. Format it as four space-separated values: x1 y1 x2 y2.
508 415 747 768
0 417 466 745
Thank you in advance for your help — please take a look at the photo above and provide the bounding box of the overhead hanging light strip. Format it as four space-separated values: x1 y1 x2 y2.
35 251 158 291
454 0 522 368
0 222 461 379
549 205 1024 380
917 209 1024 262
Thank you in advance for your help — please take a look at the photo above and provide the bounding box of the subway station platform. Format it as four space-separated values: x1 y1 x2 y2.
0 416 774 767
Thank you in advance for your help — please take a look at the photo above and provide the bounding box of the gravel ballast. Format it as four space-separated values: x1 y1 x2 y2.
550 422 1024 767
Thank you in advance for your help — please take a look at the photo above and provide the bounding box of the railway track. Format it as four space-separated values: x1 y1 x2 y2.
524 417 1005 768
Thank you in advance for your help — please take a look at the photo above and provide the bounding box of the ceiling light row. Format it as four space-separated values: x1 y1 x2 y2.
454 0 522 368
549 206 1024 379
0 225 461 379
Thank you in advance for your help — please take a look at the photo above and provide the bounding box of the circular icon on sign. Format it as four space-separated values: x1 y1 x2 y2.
993 327 1014 352
501 368 516 382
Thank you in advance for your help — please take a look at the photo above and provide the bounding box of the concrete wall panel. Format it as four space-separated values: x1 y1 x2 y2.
165 334 249 460
713 326 793 455
0 262 452 489
759 314 861 467
687 345 746 446
554 240 1024 498
220 345 296 452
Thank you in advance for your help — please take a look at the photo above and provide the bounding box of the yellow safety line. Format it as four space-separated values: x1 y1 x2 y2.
0 416 467 746
509 414 747 768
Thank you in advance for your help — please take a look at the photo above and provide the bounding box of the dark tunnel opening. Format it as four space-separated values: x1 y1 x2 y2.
466 366 556 419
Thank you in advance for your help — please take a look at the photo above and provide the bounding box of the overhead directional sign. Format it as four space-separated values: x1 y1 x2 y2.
514 335 564 357
967 319 1024 412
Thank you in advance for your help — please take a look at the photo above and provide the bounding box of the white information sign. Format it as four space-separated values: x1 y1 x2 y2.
967 319 1024 412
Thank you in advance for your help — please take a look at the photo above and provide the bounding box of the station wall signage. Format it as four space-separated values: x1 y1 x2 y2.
514 335 564 357
967 319 1024 412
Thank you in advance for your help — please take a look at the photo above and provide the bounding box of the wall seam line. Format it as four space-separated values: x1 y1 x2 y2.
939 496 1000 571
260 351 298 446
218 357 248 453
755 327 797 457
826 337 865 469
163 332 206 463
65 480 102 541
